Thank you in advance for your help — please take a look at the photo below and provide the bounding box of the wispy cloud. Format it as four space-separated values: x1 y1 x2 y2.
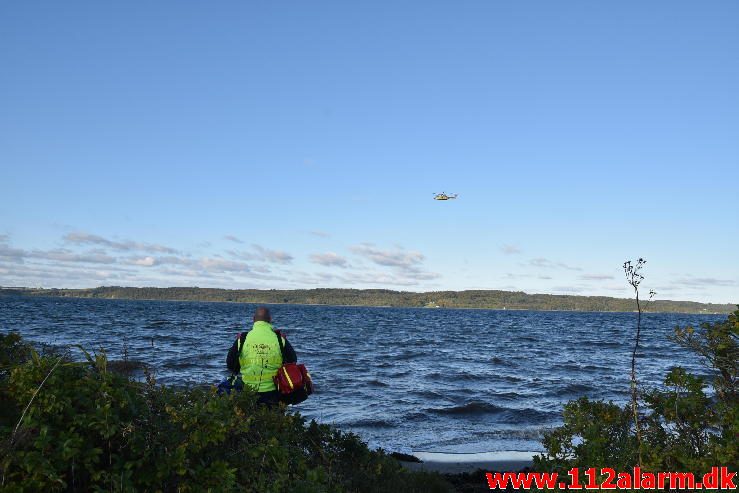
198 257 253 273
551 285 585 293
1 241 116 265
29 248 116 264
504 273 530 279
0 255 285 288
290 269 430 287
0 243 25 260
602 285 630 293
310 252 349 268
505 272 554 281
125 256 157 267
251 264 272 274
351 243 424 269
225 246 293 265
400 268 441 281
64 231 178 254
501 244 522 255
125 254 256 274
0 261 131 285
308 230 330 238
251 245 293 264
223 235 243 244
227 245 293 264
0 230 294 288
529 257 582 271
579 274 615 281
349 243 440 282
673 277 736 288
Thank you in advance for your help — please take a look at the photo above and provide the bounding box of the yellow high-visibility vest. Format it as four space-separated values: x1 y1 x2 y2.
237 321 284 392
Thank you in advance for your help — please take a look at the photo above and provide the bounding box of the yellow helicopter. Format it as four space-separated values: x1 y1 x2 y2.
433 192 458 201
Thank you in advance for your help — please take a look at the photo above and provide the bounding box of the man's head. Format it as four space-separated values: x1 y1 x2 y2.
253 306 272 323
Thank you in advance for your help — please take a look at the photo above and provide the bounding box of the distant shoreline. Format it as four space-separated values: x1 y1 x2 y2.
1 286 734 314
2 292 731 317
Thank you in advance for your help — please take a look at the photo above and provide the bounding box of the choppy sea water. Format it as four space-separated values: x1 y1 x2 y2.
0 296 725 454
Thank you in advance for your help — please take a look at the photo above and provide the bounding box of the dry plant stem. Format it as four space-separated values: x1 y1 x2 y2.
630 289 643 467
3 358 64 489
624 258 650 469
11 356 63 443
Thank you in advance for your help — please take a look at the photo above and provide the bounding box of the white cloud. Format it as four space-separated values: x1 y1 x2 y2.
251 244 293 264
0 256 287 288
30 249 116 264
343 243 440 283
0 260 134 287
310 252 349 268
64 231 178 254
129 256 157 267
0 231 434 289
579 274 615 281
674 277 736 288
530 257 582 271
227 245 293 264
350 243 425 269
1 241 116 265
501 244 522 255
551 285 585 293
290 269 429 287
226 250 256 261
0 243 25 260
224 235 243 244
130 254 255 274
199 257 252 273
398 267 441 281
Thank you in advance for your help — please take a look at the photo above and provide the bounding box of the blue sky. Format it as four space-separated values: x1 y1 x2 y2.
1 1 737 303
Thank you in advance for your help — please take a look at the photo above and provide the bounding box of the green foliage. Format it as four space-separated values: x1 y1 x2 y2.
641 368 715 471
642 309 739 472
0 333 452 492
672 309 738 401
0 332 33 440
0 332 32 378
535 309 739 476
535 398 637 472
3 286 734 313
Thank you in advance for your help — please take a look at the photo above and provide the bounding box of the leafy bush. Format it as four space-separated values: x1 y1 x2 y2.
0 333 451 492
537 397 637 472
535 309 739 478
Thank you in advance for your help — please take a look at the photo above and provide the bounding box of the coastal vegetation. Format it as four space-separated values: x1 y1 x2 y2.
1 281 736 491
0 332 452 492
534 308 738 485
1 286 733 314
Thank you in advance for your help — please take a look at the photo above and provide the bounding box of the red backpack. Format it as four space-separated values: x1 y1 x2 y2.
274 331 314 405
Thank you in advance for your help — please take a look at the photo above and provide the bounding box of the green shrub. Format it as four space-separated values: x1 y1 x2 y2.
0 332 33 430
0 333 451 492
535 309 739 478
536 397 638 472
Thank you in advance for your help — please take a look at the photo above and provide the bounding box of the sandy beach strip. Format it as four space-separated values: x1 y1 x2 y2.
398 451 537 474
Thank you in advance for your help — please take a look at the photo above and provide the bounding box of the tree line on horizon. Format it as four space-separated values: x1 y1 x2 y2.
1 286 734 314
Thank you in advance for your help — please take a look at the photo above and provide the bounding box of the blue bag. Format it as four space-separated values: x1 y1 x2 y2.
217 374 244 395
